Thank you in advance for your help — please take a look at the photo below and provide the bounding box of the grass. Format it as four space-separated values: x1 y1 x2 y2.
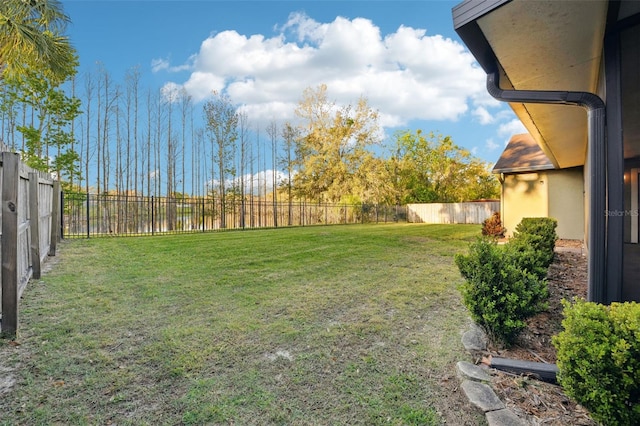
0 223 486 425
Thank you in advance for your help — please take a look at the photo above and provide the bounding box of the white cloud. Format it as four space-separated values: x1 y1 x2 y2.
485 138 500 150
277 11 327 44
160 82 182 102
204 170 289 195
472 106 495 125
151 58 170 73
497 119 527 137
160 12 489 130
152 56 193 74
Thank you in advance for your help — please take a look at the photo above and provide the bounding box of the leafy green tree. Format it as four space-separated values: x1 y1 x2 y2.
391 130 499 203
3 65 81 190
354 155 396 205
0 0 76 82
294 84 381 203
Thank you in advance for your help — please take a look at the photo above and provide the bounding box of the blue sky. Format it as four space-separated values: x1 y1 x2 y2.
61 0 526 167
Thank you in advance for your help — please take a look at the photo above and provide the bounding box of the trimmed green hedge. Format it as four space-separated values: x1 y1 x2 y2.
553 300 640 425
455 238 548 345
455 217 557 346
511 217 558 268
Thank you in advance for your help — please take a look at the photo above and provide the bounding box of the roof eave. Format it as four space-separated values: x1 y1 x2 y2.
492 164 556 175
453 0 608 169
452 0 511 74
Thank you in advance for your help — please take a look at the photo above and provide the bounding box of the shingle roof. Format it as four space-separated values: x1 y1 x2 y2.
492 133 556 174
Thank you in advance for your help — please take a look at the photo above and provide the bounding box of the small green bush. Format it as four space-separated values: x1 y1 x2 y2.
553 300 640 425
481 212 505 237
512 217 558 267
506 237 549 280
455 238 549 345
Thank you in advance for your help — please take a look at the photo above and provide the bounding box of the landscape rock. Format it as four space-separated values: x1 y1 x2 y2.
486 408 528 426
461 324 487 352
456 361 491 382
461 380 504 413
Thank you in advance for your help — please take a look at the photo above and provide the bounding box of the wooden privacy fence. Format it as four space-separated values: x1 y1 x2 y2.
1 152 60 337
406 201 499 224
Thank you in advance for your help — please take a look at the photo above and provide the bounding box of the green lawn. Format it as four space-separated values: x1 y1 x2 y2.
0 223 486 425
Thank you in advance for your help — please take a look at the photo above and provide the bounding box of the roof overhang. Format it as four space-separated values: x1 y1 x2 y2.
453 0 609 169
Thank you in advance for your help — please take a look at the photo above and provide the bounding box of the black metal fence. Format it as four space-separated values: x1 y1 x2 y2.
62 193 407 238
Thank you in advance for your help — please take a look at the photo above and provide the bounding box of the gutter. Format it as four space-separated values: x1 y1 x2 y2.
486 69 607 304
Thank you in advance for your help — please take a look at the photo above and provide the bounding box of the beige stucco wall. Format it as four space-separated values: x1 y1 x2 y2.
548 168 585 240
501 172 548 237
501 169 585 240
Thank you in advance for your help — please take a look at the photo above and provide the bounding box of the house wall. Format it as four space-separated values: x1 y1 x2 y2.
501 172 548 237
547 168 585 240
623 161 640 243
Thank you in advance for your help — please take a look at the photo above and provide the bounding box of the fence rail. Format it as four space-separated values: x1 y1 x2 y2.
1 152 60 337
406 202 499 224
62 193 407 237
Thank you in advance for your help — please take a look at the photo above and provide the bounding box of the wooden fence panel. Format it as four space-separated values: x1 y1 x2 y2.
1 152 20 336
38 179 57 261
406 202 499 224
1 152 58 337
17 164 35 297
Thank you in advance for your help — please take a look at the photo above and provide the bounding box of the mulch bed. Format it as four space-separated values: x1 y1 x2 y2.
482 240 597 425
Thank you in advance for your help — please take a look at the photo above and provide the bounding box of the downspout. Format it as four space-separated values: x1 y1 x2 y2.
498 172 505 236
486 69 607 304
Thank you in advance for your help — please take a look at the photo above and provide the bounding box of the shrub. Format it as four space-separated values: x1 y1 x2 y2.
511 217 558 267
553 300 640 425
481 212 505 238
455 238 549 345
506 237 549 280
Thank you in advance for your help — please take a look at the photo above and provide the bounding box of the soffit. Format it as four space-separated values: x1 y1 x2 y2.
476 0 608 168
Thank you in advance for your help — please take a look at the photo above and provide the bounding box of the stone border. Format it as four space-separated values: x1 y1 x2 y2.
457 325 529 426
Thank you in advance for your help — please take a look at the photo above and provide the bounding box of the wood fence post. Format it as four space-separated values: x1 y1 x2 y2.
1 152 20 337
49 180 60 256
28 173 41 280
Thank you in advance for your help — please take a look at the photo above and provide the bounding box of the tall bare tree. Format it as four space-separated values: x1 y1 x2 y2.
179 88 192 200
237 111 250 228
123 66 139 196
153 88 164 198
165 88 176 230
82 71 94 194
144 88 153 198
266 120 279 227
203 91 238 229
280 122 299 225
